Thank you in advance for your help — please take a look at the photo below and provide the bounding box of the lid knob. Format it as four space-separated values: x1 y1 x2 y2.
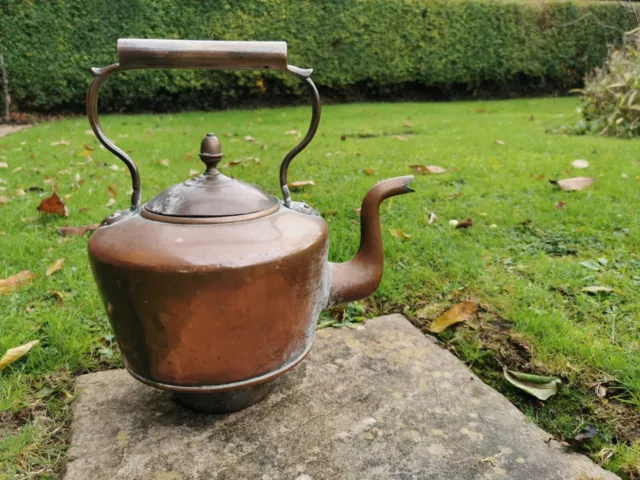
200 133 223 174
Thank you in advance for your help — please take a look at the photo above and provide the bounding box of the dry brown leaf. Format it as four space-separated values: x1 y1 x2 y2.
221 160 242 168
56 224 100 236
456 218 473 229
363 168 375 176
46 259 65 276
76 149 92 157
555 201 567 209
107 184 117 198
572 159 589 169
105 198 116 208
0 271 37 295
50 290 64 306
394 135 407 141
428 301 478 333
0 195 9 205
554 177 596 191
37 192 69 217
410 164 446 175
388 229 412 240
0 340 40 371
189 169 200 177
288 180 315 189
157 159 169 167
532 173 545 181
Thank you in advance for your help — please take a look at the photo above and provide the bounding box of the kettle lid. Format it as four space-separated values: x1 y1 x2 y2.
144 133 279 218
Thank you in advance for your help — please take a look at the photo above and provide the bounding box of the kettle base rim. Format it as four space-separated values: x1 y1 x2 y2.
123 335 314 395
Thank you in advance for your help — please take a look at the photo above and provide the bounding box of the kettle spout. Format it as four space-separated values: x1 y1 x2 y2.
327 175 414 307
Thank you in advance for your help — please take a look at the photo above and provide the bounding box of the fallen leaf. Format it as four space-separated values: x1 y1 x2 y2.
56 224 100 236
288 180 315 189
37 193 69 217
76 149 93 157
394 135 407 141
573 425 597 444
107 184 117 198
580 260 602 271
0 195 9 205
581 286 615 295
503 368 561 401
34 387 55 399
572 159 589 169
105 198 116 208
189 169 200 177
0 340 40 371
157 159 169 167
50 290 64 306
552 177 596 191
494 139 505 145
428 212 437 224
221 160 242 168
410 164 447 174
284 130 300 135
428 301 478 333
0 162 7 168
532 172 545 181
46 259 65 276
50 140 70 146
388 229 412 241
555 201 567 209
363 168 375 176
354 207 361 215
15 188 25 197
0 271 37 295
456 218 473 229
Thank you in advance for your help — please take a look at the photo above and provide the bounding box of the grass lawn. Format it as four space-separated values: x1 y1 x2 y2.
1 97 639 478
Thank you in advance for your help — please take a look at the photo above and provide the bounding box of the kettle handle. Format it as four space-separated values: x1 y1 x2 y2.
87 39 321 211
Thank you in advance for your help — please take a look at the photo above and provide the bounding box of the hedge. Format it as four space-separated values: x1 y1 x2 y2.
0 0 637 112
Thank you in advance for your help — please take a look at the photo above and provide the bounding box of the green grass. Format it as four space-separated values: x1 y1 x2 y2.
1 97 639 478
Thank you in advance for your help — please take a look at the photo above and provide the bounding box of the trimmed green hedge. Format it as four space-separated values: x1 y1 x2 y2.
0 0 637 112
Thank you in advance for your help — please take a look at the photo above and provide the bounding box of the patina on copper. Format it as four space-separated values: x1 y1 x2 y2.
87 39 413 413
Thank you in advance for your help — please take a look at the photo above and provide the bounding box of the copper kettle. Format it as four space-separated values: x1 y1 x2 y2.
87 39 414 412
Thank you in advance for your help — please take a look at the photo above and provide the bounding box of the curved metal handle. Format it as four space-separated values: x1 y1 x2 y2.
86 39 321 211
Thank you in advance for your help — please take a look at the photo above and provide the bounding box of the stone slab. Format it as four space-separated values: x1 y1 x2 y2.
65 315 618 480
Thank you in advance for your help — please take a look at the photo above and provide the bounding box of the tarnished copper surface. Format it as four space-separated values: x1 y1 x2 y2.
89 207 330 388
328 176 414 306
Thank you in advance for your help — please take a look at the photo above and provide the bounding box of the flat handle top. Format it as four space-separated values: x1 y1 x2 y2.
117 39 288 70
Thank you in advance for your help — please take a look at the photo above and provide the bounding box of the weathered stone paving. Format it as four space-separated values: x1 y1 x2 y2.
65 315 618 480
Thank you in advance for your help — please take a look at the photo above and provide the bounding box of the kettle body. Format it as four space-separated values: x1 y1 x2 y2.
89 205 329 391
